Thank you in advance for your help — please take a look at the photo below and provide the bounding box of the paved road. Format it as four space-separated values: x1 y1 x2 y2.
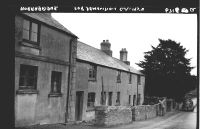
17 110 197 129
138 111 196 129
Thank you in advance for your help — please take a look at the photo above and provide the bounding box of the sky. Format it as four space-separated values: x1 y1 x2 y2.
52 13 197 75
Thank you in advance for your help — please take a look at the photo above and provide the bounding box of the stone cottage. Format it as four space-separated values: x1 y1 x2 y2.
15 13 78 127
75 40 145 121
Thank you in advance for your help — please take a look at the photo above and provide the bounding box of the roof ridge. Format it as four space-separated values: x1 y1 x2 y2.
77 41 142 75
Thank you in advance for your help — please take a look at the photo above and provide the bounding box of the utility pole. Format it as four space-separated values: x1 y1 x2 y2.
137 75 139 105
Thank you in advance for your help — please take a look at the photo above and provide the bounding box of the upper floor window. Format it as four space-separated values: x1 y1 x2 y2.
19 64 38 90
137 75 141 85
129 73 132 84
23 19 39 44
50 71 62 94
87 92 96 109
89 64 97 81
116 70 121 83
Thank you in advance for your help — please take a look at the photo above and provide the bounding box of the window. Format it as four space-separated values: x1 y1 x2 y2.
129 95 131 105
101 92 106 105
87 92 96 109
50 71 62 94
133 95 136 106
129 73 132 84
137 75 141 85
116 70 121 83
108 92 113 106
89 64 97 81
116 92 120 105
23 19 39 43
19 64 38 90
137 94 141 105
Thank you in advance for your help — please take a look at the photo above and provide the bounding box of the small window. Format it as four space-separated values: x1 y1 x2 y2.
23 19 39 43
89 64 97 81
116 92 120 105
50 71 62 93
87 92 96 109
19 64 38 89
116 70 121 83
137 75 141 85
129 73 132 84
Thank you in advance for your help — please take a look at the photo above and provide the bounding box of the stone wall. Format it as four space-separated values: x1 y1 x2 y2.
95 101 169 126
131 102 167 121
132 105 146 121
145 104 157 119
95 106 132 126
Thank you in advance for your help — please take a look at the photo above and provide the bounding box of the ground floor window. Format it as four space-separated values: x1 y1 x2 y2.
116 92 120 105
50 71 62 94
108 92 113 106
137 94 141 105
19 64 38 90
133 95 136 106
129 95 131 105
87 92 96 109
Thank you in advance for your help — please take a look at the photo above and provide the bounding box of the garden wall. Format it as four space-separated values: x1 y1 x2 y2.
94 106 132 126
94 99 173 126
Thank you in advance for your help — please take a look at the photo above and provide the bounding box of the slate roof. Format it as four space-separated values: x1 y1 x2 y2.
23 13 77 38
77 41 143 75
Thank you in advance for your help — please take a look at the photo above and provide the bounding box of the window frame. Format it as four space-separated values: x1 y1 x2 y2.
108 92 113 106
17 64 38 94
116 70 121 83
48 71 62 97
21 18 40 48
116 92 120 105
129 73 132 84
133 95 136 106
128 95 131 105
87 92 96 110
88 64 97 81
137 94 141 105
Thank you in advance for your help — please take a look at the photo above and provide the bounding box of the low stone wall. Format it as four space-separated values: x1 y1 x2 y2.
145 104 157 119
94 100 170 126
94 106 132 126
132 105 146 121
131 102 167 121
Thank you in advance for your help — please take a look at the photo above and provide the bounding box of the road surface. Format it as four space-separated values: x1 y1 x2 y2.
16 102 197 129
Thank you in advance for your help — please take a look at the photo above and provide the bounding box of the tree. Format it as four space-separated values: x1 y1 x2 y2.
137 39 194 101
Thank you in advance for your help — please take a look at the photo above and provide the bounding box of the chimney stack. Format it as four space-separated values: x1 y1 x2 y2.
120 48 130 65
100 40 112 56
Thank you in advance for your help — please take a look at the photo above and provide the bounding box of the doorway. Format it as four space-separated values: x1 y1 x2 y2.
75 91 84 121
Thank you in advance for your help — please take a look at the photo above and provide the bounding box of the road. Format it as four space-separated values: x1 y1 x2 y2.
16 99 197 129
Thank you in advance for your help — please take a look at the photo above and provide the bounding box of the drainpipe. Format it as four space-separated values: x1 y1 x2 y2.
65 38 74 123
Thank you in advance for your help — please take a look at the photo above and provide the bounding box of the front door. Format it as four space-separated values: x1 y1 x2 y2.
75 91 84 121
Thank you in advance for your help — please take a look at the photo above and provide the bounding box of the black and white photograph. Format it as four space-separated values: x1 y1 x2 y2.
13 1 198 129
